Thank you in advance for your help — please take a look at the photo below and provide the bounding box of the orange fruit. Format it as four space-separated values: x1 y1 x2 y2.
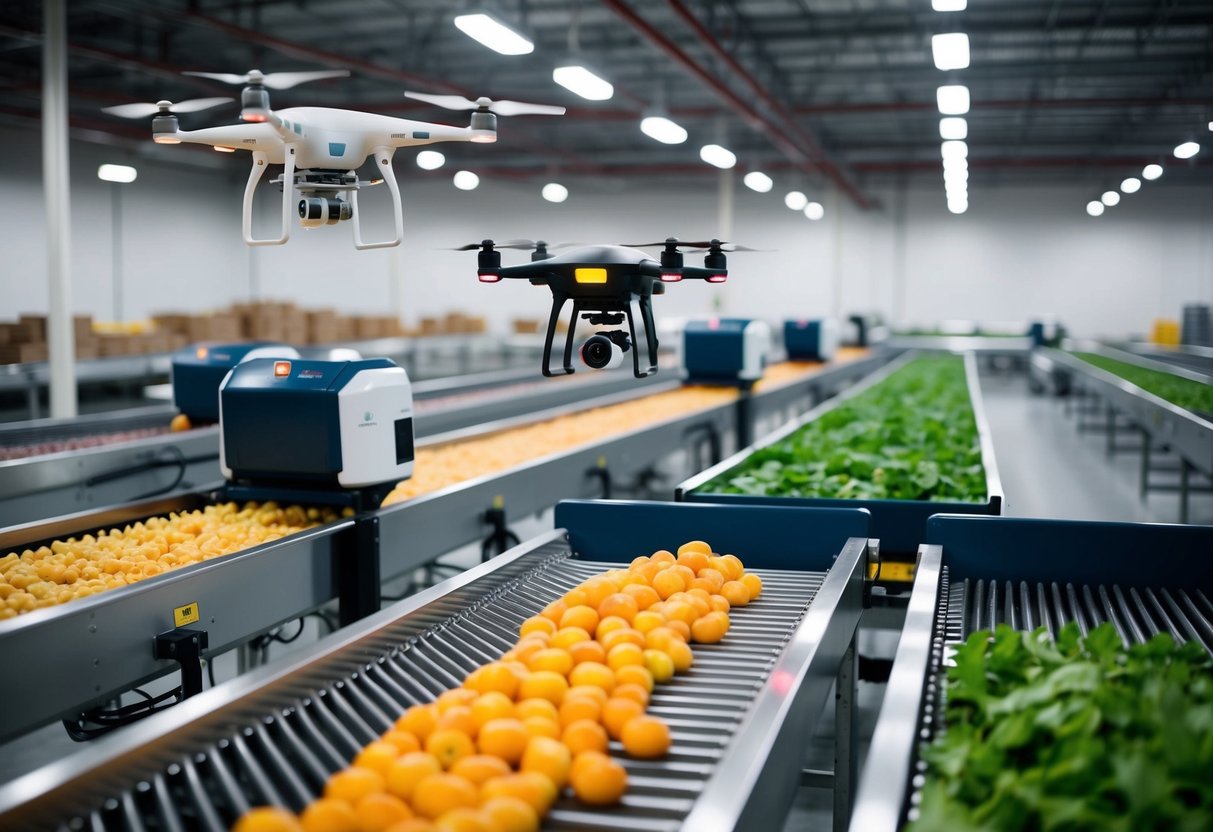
470 692 514 731
477 718 530 765
741 572 762 600
562 719 609 756
570 749 609 780
383 820 434 832
621 715 671 759
631 561 661 583
539 599 568 624
396 705 438 742
629 555 651 569
666 639 694 673
669 565 697 587
301 798 358 832
650 550 676 565
234 807 304 832
661 600 697 627
549 626 591 650
622 584 661 611
709 595 731 614
687 577 718 595
410 773 479 820
430 808 488 832
677 540 712 557
567 661 615 692
600 627 646 652
613 664 655 693
631 609 665 634
676 549 710 574
666 620 692 641
558 605 599 633
521 715 561 740
526 647 573 676
326 766 386 804
691 610 729 644
480 772 557 817
517 670 568 705
594 615 629 641
510 638 547 665
563 587 588 607
463 662 521 699
606 643 644 672
381 730 421 756
436 689 478 714
651 570 684 600
355 792 412 831
480 796 539 832
385 752 442 801
611 682 650 707
520 735 572 787
566 684 609 706
720 554 745 578
356 741 404 776
601 697 644 740
559 694 602 727
448 754 511 787
720 580 751 607
519 615 556 638
569 753 627 805
514 698 559 723
696 568 726 592
580 577 616 609
645 626 681 652
426 728 476 769
435 706 476 737
597 593 639 622
568 640 607 666
642 649 676 683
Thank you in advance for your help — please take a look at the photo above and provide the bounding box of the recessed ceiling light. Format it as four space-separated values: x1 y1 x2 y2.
453 13 533 56
932 33 970 71
936 85 970 115
1086 201 1104 217
1120 177 1141 194
784 191 808 211
452 170 480 191
1101 190 1120 206
1174 141 1200 159
743 171 773 193
416 150 445 170
939 117 968 140
1142 164 1163 180
541 182 569 203
639 115 687 144
97 164 137 183
699 144 736 169
804 202 825 221
553 65 614 101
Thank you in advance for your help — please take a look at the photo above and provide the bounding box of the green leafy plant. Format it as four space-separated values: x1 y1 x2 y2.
911 622 1213 831
700 356 987 502
1073 352 1213 415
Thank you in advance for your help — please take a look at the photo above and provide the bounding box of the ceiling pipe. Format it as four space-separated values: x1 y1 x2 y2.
600 0 873 209
662 0 868 208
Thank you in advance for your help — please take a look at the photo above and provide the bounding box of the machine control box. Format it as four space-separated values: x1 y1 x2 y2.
682 318 771 385
171 342 300 423
784 318 840 362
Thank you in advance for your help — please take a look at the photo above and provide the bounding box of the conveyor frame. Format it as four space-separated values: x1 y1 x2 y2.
850 514 1213 832
677 352 1003 555
0 499 871 832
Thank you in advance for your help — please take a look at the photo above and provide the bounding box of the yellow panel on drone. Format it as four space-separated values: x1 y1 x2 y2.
575 268 608 284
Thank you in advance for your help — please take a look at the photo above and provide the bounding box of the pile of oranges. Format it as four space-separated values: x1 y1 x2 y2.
234 539 763 832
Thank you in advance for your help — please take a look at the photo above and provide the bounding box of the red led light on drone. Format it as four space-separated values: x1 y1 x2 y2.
478 272 502 283
660 272 682 283
706 274 727 283
242 112 268 123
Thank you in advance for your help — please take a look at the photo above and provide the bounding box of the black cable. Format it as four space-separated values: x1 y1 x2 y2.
62 686 183 742
207 657 217 689
271 618 306 644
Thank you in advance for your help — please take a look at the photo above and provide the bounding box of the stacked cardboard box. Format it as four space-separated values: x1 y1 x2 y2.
0 315 97 364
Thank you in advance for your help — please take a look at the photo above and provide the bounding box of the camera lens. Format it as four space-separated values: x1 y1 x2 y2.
584 339 611 366
580 334 625 370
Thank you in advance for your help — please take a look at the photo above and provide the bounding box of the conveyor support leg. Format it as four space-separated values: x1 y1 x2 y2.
337 514 382 627
1140 428 1150 501
833 635 857 832
1180 459 1190 525
481 505 521 561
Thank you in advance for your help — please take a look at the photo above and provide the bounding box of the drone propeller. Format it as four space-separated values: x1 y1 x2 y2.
622 239 763 252
446 239 539 252
102 97 233 119
404 91 566 117
183 69 350 90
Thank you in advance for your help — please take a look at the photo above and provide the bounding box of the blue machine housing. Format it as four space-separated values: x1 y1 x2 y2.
171 342 297 423
682 318 770 385
784 319 838 361
220 357 405 487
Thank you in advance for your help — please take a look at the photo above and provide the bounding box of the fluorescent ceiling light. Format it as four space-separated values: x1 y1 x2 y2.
1086 200 1104 217
932 33 970 71
804 202 825 221
699 144 736 169
784 190 808 211
541 182 568 203
415 150 445 170
1120 177 1141 194
97 163 137 183
743 171 773 193
453 13 533 56
939 117 967 140
553 65 614 101
947 200 968 215
1142 164 1163 181
639 115 687 144
932 0 966 9
941 140 968 160
943 168 969 184
945 180 968 195
1174 141 1200 159
1101 190 1120 207
452 170 480 191
937 84 970 115
942 156 968 172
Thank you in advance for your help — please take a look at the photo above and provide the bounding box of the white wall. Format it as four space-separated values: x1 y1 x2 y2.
3 125 1211 338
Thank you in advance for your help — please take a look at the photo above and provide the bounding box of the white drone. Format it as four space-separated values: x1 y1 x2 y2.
105 69 565 249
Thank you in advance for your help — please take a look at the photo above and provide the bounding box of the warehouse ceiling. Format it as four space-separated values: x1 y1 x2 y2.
1 0 1211 206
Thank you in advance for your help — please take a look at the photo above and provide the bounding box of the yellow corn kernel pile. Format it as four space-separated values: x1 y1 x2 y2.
383 385 737 505
0 502 342 619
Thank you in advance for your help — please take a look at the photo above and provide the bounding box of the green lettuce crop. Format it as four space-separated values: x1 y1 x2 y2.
911 622 1213 832
700 356 987 502
1073 352 1213 415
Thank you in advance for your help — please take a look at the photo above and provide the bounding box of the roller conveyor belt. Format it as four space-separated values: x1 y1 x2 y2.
850 515 1213 832
0 500 869 832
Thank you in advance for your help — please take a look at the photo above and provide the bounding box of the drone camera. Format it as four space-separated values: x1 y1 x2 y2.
298 197 353 228
580 331 630 371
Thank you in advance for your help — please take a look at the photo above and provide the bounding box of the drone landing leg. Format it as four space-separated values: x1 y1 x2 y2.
541 293 574 377
242 148 293 246
352 148 403 250
637 293 660 376
562 300 582 374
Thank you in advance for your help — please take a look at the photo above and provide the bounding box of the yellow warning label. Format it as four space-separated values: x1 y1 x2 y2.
174 602 200 627
868 561 916 582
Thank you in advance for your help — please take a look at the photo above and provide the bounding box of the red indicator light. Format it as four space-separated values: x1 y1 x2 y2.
273 361 291 377
660 272 682 283
478 272 502 283
242 112 268 123
707 274 727 283
708 318 720 330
